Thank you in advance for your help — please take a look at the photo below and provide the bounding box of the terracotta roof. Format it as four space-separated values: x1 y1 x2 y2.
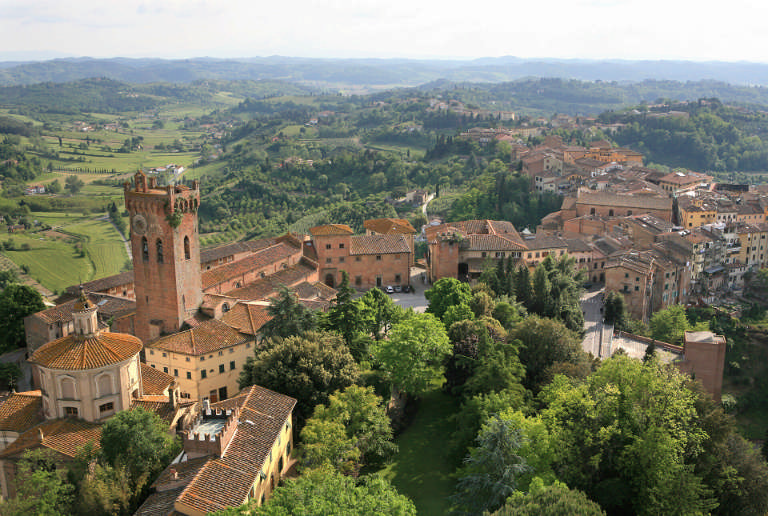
134 486 185 516
576 190 672 211
350 234 410 255
0 418 101 459
0 391 43 433
466 234 526 251
149 319 250 356
220 303 272 336
176 385 296 514
140 363 174 395
201 243 300 290
364 218 416 235
30 294 135 326
151 456 210 490
224 261 317 300
131 397 193 425
522 234 569 251
309 224 353 236
65 271 134 296
200 238 278 264
30 332 142 370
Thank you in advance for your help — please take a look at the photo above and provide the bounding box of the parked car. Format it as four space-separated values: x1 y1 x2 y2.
385 285 395 293
402 285 411 293
394 285 402 293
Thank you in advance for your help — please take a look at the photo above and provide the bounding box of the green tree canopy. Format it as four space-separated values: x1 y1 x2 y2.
372 312 450 397
260 285 317 339
239 331 360 424
0 283 45 352
0 448 75 516
493 479 605 516
425 278 472 321
99 407 179 491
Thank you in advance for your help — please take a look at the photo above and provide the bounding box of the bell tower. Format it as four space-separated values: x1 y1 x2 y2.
124 171 202 343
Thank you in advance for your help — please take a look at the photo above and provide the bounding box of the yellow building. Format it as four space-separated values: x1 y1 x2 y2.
145 317 256 404
678 198 717 229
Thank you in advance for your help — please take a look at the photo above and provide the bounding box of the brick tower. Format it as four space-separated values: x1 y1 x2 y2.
124 171 202 343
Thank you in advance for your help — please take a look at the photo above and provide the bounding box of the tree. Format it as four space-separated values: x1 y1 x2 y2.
372 312 450 397
359 287 403 341
64 174 85 195
0 362 22 390
99 407 180 491
48 178 62 194
0 269 18 290
425 278 472 321
324 271 369 349
301 385 396 472
649 304 700 345
75 463 132 516
239 331 360 424
603 290 628 329
0 448 75 516
450 416 531 515
0 283 45 352
259 285 317 339
243 468 416 515
443 303 474 328
493 479 606 516
513 315 586 392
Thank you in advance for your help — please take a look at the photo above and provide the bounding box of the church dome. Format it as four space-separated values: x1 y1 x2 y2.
30 332 142 371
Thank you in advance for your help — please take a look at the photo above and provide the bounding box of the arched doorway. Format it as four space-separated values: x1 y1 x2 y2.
324 273 335 288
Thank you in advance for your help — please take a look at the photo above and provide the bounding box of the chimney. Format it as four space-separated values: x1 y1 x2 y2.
169 467 178 480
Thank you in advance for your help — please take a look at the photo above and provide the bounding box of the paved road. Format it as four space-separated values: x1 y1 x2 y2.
580 287 607 358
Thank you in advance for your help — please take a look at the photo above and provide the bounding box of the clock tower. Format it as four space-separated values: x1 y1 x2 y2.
124 171 202 343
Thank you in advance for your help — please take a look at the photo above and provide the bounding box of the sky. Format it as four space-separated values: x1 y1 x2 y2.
1 0 767 63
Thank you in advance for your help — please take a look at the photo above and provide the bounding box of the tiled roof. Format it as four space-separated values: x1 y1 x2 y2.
176 385 296 514
65 271 134 296
149 319 249 356
140 363 174 395
565 238 592 253
30 332 142 370
364 218 416 235
200 238 278 264
224 261 317 300
134 486 185 516
202 243 300 290
522 234 569 251
0 391 43 433
151 456 210 490
0 418 101 459
309 224 353 236
131 397 194 425
350 234 410 255
466 234 526 251
292 281 337 301
576 190 672 211
31 294 136 325
220 303 272 336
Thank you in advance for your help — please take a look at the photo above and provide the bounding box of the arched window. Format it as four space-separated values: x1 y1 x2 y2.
142 237 149 262
184 236 191 260
156 239 164 264
222 303 230 313
60 376 76 399
608 209 614 217
97 373 113 397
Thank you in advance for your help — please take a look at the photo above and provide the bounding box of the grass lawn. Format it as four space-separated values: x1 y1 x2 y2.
380 384 459 515
2 233 91 292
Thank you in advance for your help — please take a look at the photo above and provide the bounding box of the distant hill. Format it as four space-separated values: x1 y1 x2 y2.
5 56 768 88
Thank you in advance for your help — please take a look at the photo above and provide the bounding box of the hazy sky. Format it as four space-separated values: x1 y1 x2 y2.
1 0 766 62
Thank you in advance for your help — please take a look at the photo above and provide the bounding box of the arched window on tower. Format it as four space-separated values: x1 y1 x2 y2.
184 236 191 260
156 239 164 264
142 237 149 262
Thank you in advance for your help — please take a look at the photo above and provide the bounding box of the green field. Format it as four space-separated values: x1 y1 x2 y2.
380 385 459 515
1 214 128 293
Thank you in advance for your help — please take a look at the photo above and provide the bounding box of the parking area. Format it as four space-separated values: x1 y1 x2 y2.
389 267 429 312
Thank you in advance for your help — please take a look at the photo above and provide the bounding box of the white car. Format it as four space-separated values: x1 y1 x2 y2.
385 285 395 293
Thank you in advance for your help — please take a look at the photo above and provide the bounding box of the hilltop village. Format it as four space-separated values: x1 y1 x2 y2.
0 126 763 513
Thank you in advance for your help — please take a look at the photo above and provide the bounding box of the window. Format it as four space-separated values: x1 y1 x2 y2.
355 276 362 287
142 237 149 262
326 258 332 264
218 351 223 356
200 356 205 361
229 348 234 354
481 252 487 258
174 369 178 377
156 239 164 264
339 257 345 263
339 243 344 249
162 352 167 357
64 407 78 417
149 349 154 355
99 402 114 414
201 370 207 379
376 255 382 261
325 244 332 250
624 273 629 278
186 371 191 379
395 274 401 283
535 252 540 258
230 361 236 370
219 364 225 373
634 286 639 291
246 343 250 349
355 256 361 262
163 367 168 374
184 236 191 260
